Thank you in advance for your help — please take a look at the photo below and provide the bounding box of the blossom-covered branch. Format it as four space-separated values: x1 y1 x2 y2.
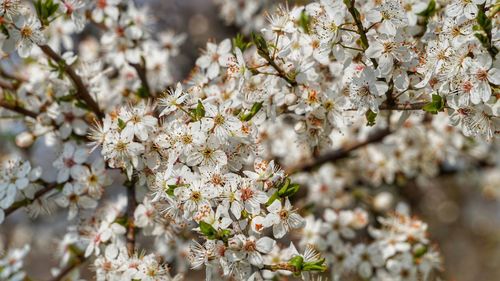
286 128 392 174
38 44 103 118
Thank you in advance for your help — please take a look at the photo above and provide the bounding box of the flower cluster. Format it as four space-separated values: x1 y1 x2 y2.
0 245 30 281
0 157 41 223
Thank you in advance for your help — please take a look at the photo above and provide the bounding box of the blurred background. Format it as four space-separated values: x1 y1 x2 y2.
1 0 500 280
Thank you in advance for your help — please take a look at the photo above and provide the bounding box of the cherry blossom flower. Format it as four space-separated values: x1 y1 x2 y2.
265 198 305 238
196 39 233 80
53 142 88 183
4 15 45 57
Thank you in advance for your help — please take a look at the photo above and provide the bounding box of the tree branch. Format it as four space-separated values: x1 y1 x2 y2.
378 102 428 110
129 58 152 97
125 179 137 256
0 99 38 119
49 246 87 281
346 102 428 111
344 0 378 68
4 183 57 216
38 44 104 118
286 128 391 174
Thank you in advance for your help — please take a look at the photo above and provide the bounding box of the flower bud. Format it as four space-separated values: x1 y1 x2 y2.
285 93 298 105
294 121 306 133
373 191 393 211
15 132 35 148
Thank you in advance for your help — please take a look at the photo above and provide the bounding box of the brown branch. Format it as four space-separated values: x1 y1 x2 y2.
346 102 428 111
0 99 38 118
286 128 391 174
344 0 378 68
125 179 137 256
129 58 152 97
266 59 298 87
378 102 428 110
49 246 87 281
4 183 57 216
38 44 104 118
0 67 27 83
262 263 299 273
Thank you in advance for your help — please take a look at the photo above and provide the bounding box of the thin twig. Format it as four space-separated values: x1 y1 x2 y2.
344 0 378 68
129 58 152 97
125 178 137 256
346 102 428 111
4 183 57 216
286 128 391 174
38 44 103 118
49 247 87 281
0 99 38 118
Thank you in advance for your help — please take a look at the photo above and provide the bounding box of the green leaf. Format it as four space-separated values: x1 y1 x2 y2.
288 255 304 271
365 109 377 126
277 178 291 196
422 94 445 114
233 33 251 52
302 258 327 272
199 221 217 239
115 216 128 227
34 0 59 26
267 178 301 206
136 85 149 98
416 0 436 18
165 184 179 196
117 118 126 130
192 100 205 121
241 102 263 121
266 191 280 206
74 100 90 110
57 94 76 102
251 32 270 59
298 9 310 34
279 183 300 198
217 229 232 242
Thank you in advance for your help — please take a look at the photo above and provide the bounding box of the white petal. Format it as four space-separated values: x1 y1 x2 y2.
256 237 276 254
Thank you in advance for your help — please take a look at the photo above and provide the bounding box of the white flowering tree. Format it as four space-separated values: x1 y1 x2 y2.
0 0 499 280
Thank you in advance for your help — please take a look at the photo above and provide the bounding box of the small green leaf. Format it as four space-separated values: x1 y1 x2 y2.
192 100 205 121
288 255 304 271
117 118 126 130
279 183 300 198
251 32 270 59
422 94 445 114
298 9 311 34
241 102 263 121
35 0 59 26
232 33 251 52
74 100 90 110
303 258 327 272
416 0 436 18
266 191 280 206
136 85 149 98
58 94 76 102
199 221 217 239
365 109 377 126
165 184 179 196
277 178 291 196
